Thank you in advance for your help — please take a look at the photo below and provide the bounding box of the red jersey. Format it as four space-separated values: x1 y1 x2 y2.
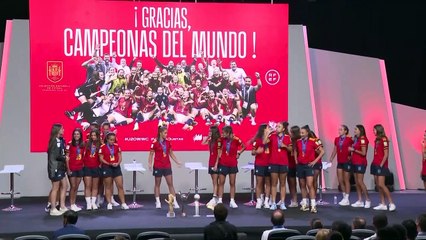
221 97 237 116
173 99 192 115
169 83 182 93
219 136 243 167
83 142 100 168
114 97 133 117
269 133 292 166
99 143 121 165
334 136 354 164
134 85 150 97
351 136 368 166
66 141 85 171
191 87 205 108
151 139 172 169
372 137 389 167
207 98 220 115
296 138 320 165
252 138 270 166
138 97 157 113
208 139 221 167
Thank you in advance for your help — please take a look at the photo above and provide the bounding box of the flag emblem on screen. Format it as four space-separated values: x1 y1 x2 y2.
47 61 63 83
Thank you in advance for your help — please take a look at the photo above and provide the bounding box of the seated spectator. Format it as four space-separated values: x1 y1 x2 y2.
204 203 238 240
392 224 407 240
316 229 330 240
417 213 426 237
402 219 418 240
352 217 366 229
53 210 85 240
327 231 343 240
376 226 399 240
261 209 286 240
331 221 352 240
365 214 388 240
311 218 324 229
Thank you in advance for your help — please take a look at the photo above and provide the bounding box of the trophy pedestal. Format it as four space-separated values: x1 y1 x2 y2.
167 212 176 218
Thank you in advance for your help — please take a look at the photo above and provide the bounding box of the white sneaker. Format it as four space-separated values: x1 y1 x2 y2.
50 208 63 216
263 200 270 209
86 203 92 211
91 203 98 210
338 199 350 206
133 122 139 131
255 199 262 209
230 200 238 208
280 203 287 210
351 201 364 208
121 203 129 210
70 204 82 212
155 201 162 209
288 201 299 208
373 204 388 211
111 198 120 207
59 207 68 214
107 203 113 210
173 201 180 209
388 203 396 212
364 200 371 209
207 198 217 206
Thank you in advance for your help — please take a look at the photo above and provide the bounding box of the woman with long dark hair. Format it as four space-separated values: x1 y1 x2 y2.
328 125 353 206
148 126 182 209
288 125 301 207
65 128 85 212
371 124 395 211
203 126 222 207
83 129 101 210
251 123 271 209
47 123 69 216
264 122 292 210
215 125 245 208
295 125 325 213
348 124 371 208
99 132 129 210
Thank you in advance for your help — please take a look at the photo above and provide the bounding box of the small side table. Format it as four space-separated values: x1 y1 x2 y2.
185 162 208 206
241 162 256 207
1 165 25 211
124 162 146 209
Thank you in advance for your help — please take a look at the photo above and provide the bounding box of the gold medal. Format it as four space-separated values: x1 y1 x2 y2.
265 148 270 154
278 149 281 152
163 152 167 157
110 156 115 162
76 154 82 160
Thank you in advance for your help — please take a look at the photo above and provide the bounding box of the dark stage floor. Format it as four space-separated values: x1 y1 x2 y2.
0 191 425 239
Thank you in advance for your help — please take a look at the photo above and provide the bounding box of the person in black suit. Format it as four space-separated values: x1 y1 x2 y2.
204 203 238 240
53 210 85 240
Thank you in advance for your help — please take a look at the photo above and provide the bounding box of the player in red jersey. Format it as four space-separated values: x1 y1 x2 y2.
132 90 159 131
422 130 426 190
295 125 325 213
203 126 222 208
133 77 151 98
200 90 223 126
370 124 395 211
288 126 301 208
219 89 240 126
148 126 182 209
251 124 271 209
190 79 207 116
328 125 354 206
214 126 246 208
348 124 371 208
107 89 134 126
99 132 129 210
264 122 292 210
65 128 85 212
167 90 196 130
83 129 102 210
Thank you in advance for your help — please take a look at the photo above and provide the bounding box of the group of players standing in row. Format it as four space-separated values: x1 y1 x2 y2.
65 50 262 133
46 118 426 216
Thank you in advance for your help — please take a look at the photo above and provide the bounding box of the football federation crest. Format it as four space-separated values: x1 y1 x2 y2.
47 61 63 83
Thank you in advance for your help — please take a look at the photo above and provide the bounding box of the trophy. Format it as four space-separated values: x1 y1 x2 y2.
193 194 201 217
165 194 175 218
178 191 190 217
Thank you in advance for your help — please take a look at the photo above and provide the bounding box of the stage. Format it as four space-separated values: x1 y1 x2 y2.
0 191 424 239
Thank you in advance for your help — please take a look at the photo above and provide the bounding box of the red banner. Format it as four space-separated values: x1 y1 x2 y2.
30 0 288 151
